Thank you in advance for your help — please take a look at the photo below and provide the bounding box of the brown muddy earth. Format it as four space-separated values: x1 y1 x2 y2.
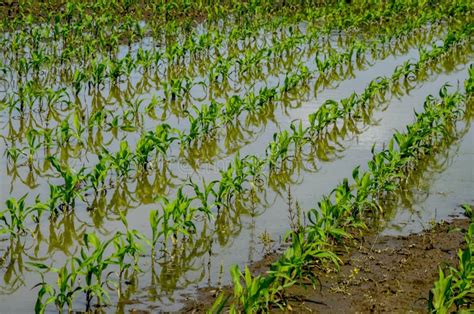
181 218 470 313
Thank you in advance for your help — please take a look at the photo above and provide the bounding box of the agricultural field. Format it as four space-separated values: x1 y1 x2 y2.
0 0 473 313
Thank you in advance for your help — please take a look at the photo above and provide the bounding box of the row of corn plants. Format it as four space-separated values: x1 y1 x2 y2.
428 73 474 313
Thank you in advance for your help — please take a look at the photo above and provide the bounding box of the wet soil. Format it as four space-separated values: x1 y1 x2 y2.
181 217 470 313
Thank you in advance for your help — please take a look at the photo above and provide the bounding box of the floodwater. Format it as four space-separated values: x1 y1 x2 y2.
0 17 473 313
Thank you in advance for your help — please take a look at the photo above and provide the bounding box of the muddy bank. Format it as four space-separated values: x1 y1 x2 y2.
282 218 470 313
181 217 470 313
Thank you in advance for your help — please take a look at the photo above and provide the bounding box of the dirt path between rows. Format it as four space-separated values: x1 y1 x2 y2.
182 218 470 313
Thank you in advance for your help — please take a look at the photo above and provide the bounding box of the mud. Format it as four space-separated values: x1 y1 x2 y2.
181 217 470 313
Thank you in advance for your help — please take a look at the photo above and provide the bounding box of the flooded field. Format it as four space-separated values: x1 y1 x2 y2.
0 0 473 313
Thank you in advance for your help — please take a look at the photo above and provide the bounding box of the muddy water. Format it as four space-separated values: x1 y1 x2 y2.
382 115 474 236
0 27 472 314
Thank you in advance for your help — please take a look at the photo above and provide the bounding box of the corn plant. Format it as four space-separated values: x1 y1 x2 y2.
152 187 197 247
25 129 42 169
269 230 339 292
428 225 474 312
87 156 110 193
226 265 276 313
187 178 217 219
107 141 134 178
74 233 113 311
47 156 86 210
109 228 145 299
31 260 80 314
429 204 474 313
0 195 35 236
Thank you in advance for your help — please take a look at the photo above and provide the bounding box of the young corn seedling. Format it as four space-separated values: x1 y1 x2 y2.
152 187 197 251
25 129 41 169
70 111 87 144
134 136 155 171
143 123 177 161
87 155 110 193
215 156 247 207
266 130 292 170
72 68 87 95
429 222 474 313
269 230 339 297
241 155 266 187
289 120 309 152
90 58 107 88
47 156 86 211
74 233 113 311
109 228 145 299
225 264 275 313
187 178 217 220
30 260 80 314
107 141 134 178
0 195 35 236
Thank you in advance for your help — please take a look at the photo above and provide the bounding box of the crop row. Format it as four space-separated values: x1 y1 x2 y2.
428 70 474 312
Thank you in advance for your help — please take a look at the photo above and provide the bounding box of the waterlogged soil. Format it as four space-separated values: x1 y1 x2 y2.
182 217 470 313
